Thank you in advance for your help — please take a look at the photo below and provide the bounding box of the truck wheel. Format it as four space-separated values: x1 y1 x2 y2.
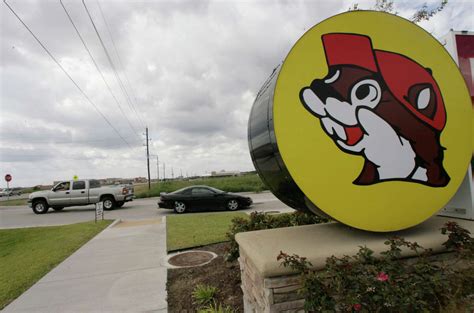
116 201 125 208
32 200 49 214
53 207 64 211
102 197 115 210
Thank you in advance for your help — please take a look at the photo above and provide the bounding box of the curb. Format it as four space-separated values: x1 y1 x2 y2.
106 219 121 229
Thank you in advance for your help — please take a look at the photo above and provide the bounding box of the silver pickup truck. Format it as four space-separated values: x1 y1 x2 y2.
28 179 134 214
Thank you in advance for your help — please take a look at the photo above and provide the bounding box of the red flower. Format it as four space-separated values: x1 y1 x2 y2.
377 272 389 282
353 303 362 311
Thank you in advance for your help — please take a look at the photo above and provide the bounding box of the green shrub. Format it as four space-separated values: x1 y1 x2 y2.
225 211 329 261
192 284 218 306
198 300 235 313
278 222 474 312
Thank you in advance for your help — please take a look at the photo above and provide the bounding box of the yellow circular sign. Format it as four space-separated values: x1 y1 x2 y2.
274 11 472 231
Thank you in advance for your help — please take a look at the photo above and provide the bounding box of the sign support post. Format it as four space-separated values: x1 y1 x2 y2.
95 202 104 223
4 174 12 201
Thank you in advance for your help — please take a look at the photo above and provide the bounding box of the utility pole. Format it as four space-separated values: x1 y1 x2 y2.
163 162 166 181
145 127 151 190
156 155 159 182
171 167 174 179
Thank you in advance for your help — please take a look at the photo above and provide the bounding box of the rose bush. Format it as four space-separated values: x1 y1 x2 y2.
278 222 474 312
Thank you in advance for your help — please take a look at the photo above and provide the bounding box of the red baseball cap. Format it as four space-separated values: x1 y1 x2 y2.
322 33 446 131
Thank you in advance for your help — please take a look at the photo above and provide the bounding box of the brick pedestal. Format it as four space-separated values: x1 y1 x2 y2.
236 216 474 313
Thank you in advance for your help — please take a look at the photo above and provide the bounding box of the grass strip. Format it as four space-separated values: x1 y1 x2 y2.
0 220 112 309
166 212 248 252
135 174 266 198
0 199 28 206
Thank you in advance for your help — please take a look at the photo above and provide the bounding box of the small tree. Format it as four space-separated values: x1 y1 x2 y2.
349 0 448 23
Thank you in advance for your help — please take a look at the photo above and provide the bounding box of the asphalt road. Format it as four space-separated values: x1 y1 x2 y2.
0 191 294 229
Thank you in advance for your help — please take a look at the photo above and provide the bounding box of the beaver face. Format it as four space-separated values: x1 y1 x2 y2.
300 65 385 146
301 66 382 124
300 64 449 187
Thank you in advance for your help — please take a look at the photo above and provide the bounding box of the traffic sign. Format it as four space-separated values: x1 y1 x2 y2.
4 174 12 182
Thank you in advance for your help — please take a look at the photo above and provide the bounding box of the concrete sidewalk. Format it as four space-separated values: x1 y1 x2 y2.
3 218 167 313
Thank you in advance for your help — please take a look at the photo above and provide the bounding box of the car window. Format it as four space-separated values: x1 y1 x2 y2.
89 180 101 189
192 188 215 195
72 181 86 190
54 182 70 191
170 187 191 195
208 186 224 193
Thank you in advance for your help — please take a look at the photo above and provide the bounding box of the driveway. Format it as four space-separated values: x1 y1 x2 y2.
0 192 294 229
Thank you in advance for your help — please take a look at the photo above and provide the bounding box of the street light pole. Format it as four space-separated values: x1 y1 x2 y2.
145 127 151 190
151 154 159 181
156 155 159 182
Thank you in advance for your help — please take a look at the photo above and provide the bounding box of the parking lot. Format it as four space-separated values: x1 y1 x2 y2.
0 192 293 229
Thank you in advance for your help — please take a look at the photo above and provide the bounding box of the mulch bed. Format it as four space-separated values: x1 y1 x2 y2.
166 242 243 312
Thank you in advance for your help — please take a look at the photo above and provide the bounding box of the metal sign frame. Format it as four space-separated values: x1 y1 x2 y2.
95 202 104 222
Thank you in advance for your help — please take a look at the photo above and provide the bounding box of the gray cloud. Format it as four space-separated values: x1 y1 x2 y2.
1 0 472 186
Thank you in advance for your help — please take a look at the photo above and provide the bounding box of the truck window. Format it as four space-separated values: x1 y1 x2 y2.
89 180 101 189
73 181 86 190
54 182 70 191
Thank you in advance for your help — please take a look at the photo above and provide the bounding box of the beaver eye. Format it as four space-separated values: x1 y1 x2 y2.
355 84 377 101
350 79 381 108
416 88 430 110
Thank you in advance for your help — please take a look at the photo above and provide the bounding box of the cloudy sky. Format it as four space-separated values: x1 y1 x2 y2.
1 0 473 187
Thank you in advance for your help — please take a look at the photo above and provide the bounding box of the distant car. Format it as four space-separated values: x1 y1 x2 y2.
0 188 21 197
158 185 253 213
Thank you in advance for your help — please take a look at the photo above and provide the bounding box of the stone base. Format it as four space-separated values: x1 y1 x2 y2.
239 249 304 313
236 216 474 312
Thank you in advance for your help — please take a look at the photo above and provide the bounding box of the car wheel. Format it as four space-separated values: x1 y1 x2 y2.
102 197 115 210
116 201 125 208
32 200 49 214
174 201 186 214
53 207 64 211
227 199 239 211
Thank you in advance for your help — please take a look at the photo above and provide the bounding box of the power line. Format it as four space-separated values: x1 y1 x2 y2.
3 141 142 150
0 135 141 144
60 0 142 140
82 0 145 129
95 0 146 128
3 0 133 149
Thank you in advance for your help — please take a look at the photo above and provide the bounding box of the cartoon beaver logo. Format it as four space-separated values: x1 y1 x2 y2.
300 33 450 187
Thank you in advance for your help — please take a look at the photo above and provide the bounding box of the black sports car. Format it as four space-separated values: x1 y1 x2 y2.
157 185 253 213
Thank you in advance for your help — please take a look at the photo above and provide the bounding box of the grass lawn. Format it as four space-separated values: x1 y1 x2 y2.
135 174 266 198
166 212 248 252
0 220 112 309
0 199 28 206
